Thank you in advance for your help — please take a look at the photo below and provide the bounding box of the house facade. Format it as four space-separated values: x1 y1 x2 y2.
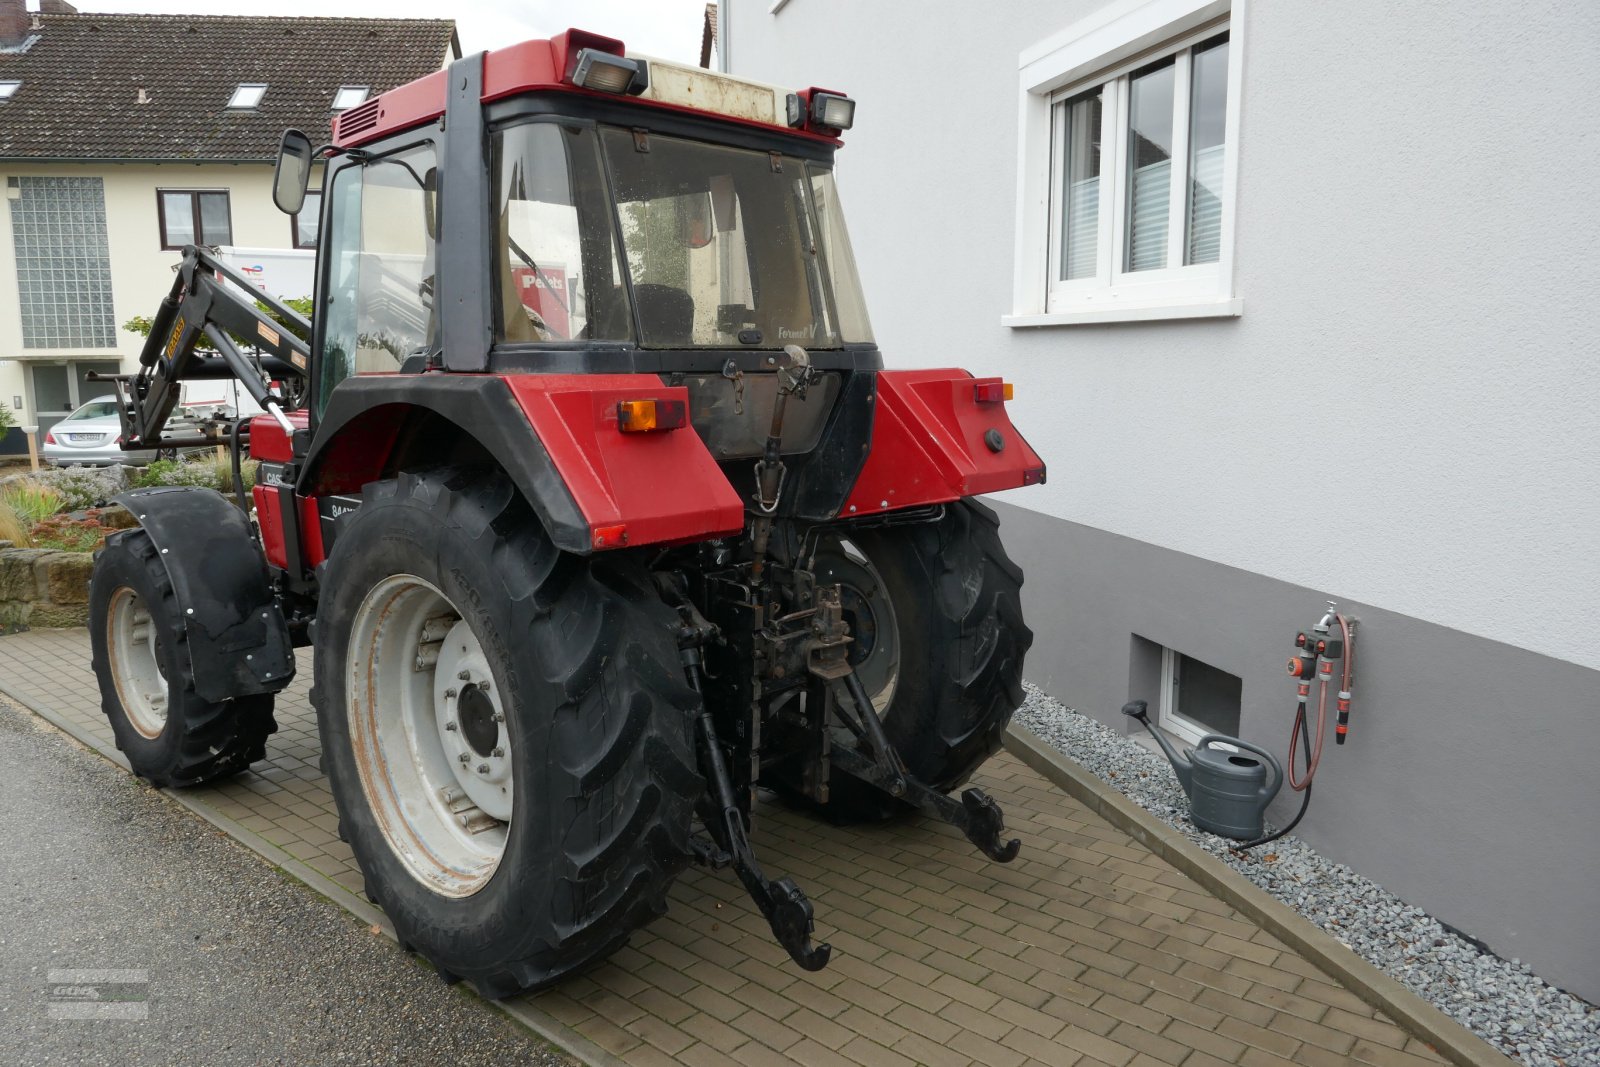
0 4 457 439
723 0 1600 1002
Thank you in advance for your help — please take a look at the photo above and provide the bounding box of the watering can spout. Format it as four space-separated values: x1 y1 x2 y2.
1121 700 1194 793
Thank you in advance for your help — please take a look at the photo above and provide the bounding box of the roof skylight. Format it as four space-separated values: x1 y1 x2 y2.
332 85 369 111
227 83 267 109
0 81 21 101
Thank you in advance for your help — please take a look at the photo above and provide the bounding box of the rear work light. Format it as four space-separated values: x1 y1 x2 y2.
973 380 1014 403
787 88 856 133
570 48 649 95
617 398 687 433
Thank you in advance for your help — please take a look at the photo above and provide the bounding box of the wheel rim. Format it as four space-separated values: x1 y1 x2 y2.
106 587 167 739
815 538 901 717
346 575 511 897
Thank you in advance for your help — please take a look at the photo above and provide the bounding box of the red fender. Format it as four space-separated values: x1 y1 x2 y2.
841 369 1045 517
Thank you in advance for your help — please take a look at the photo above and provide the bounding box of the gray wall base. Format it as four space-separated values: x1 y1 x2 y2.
988 499 1600 1005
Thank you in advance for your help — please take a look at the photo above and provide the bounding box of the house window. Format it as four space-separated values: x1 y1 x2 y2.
0 80 20 101
1159 647 1242 746
158 189 232 249
1007 0 1242 326
292 190 322 249
227 83 267 109
9 177 116 348
331 85 369 111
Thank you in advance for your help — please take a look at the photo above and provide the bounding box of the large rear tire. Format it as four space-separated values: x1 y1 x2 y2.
312 468 702 998
89 529 276 787
785 499 1032 820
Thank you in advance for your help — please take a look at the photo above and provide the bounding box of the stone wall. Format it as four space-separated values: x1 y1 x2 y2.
0 545 95 628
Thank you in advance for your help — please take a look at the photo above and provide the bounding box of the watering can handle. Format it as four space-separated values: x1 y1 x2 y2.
1197 735 1283 800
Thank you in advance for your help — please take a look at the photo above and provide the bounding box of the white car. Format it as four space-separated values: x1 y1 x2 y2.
41 397 159 467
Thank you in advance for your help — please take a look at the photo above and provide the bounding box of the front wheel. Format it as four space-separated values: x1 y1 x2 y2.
89 529 276 787
785 499 1033 820
313 468 703 998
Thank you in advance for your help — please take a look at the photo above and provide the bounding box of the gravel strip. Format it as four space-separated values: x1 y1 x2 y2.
1014 683 1599 1067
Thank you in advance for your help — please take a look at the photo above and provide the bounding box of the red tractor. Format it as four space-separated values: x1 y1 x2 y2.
88 30 1044 997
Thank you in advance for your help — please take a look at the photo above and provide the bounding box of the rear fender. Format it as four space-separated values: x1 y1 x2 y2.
302 374 745 554
110 486 295 701
841 369 1045 517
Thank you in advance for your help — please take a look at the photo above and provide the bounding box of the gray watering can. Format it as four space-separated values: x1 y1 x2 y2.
1122 700 1283 841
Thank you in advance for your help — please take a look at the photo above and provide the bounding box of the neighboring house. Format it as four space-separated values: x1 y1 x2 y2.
723 0 1600 1003
0 1 457 441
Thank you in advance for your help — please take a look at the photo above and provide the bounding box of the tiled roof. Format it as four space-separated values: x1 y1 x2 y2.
0 13 457 161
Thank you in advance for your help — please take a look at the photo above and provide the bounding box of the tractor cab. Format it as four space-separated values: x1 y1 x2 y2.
273 29 875 468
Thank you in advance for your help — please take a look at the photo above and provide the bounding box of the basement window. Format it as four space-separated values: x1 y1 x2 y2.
332 85 369 111
1159 647 1241 746
227 83 268 110
0 80 20 101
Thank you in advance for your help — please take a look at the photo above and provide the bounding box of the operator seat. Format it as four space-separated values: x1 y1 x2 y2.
631 283 695 347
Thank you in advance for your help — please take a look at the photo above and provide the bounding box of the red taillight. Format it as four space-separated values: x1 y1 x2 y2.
592 523 628 549
973 380 1014 404
617 398 687 433
44 431 56 445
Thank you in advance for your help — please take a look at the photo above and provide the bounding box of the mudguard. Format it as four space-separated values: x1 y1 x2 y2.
110 486 295 702
841 369 1046 516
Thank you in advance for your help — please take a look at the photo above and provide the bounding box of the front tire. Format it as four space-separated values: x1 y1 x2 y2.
89 529 276 787
789 499 1032 820
313 468 702 998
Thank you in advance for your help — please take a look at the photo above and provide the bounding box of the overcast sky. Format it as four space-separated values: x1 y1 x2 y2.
71 0 716 65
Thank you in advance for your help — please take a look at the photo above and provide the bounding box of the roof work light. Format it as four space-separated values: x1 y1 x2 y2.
569 48 649 95
786 88 856 133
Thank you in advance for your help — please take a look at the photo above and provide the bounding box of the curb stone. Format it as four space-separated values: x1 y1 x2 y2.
1004 722 1517 1067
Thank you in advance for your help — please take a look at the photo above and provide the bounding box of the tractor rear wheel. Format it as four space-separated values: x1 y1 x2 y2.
89 529 276 787
312 468 702 998
787 499 1032 820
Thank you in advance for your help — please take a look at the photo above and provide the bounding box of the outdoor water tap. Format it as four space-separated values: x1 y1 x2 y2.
1315 600 1339 635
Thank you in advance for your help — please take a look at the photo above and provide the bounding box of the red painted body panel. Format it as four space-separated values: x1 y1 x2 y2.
332 30 839 151
247 409 307 463
248 411 325 570
842 370 1045 517
253 483 288 570
501 374 745 551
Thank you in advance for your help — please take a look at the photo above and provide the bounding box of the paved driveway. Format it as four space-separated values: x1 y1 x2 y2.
0 628 1446 1067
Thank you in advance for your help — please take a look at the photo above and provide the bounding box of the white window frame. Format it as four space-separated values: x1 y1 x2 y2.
1158 646 1241 748
332 85 370 112
1005 0 1245 328
227 83 268 110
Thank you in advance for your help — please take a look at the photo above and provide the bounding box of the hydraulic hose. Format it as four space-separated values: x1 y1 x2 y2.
229 416 249 514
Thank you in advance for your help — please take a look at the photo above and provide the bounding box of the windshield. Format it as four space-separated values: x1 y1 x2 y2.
67 399 118 422
491 122 872 349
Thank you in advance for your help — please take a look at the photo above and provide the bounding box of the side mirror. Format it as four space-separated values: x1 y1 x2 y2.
273 129 314 215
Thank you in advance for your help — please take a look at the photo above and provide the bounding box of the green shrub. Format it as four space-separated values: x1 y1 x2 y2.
43 467 115 511
0 499 29 547
29 513 104 553
132 454 258 495
0 480 66 525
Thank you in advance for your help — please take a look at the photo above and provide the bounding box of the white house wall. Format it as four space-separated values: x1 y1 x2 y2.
727 0 1600 674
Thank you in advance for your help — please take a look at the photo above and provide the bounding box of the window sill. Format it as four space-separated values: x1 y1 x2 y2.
1002 296 1241 328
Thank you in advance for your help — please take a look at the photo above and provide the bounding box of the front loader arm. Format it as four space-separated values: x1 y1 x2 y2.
94 245 311 451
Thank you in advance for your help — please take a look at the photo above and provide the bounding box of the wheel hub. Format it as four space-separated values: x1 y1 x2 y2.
433 618 513 822
457 685 500 757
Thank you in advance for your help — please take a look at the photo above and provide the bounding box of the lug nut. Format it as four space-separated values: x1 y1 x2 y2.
458 753 470 764
476 763 490 775
491 747 504 758
492 712 504 723
457 669 471 680
479 680 491 692
444 722 458 732
444 687 457 698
